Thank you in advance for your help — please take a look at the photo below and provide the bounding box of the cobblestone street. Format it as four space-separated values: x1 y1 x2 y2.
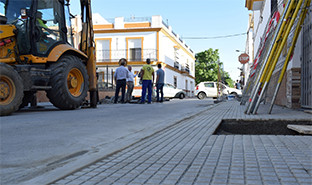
52 101 312 185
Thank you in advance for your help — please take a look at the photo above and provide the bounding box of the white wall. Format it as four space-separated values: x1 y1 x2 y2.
287 32 302 70
95 32 157 51
253 0 271 54
252 0 304 75
158 30 195 94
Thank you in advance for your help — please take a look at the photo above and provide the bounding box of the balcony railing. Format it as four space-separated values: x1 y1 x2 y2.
96 49 158 62
162 20 169 29
181 66 190 74
174 61 180 69
104 17 152 23
124 17 152 22
172 31 177 37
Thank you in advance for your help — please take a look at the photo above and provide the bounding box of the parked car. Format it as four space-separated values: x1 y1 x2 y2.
162 83 186 99
132 83 186 100
195 81 242 99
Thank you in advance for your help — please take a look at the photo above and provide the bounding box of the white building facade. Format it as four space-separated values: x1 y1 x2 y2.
88 15 196 97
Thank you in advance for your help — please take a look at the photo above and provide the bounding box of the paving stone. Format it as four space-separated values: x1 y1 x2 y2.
50 102 312 185
297 177 312 183
211 177 228 184
52 179 71 184
262 180 282 185
245 180 263 185
228 178 245 184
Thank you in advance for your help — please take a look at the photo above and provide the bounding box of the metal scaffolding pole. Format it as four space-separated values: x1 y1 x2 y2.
253 0 304 114
245 0 294 114
268 0 311 114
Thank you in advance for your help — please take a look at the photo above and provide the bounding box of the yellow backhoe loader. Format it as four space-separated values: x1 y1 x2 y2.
0 0 97 116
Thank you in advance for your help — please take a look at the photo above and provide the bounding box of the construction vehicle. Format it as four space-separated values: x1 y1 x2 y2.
0 0 97 116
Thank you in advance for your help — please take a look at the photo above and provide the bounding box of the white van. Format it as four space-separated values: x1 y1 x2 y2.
195 81 242 99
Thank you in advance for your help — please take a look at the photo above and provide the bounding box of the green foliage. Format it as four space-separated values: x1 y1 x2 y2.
224 74 234 88
195 48 234 86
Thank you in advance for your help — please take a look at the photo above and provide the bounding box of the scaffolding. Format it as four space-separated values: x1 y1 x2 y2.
243 0 311 114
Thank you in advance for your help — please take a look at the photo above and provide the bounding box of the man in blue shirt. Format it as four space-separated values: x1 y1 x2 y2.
114 58 129 103
156 63 165 102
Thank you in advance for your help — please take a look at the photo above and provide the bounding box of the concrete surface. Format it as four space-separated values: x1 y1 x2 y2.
0 98 214 185
39 101 312 185
287 125 312 135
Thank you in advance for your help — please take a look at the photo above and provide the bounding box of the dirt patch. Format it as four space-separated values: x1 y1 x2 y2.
214 119 312 135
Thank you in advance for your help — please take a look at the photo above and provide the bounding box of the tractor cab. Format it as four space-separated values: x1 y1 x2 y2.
0 0 73 57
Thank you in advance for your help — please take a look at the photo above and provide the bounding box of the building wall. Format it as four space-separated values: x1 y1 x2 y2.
159 31 175 67
253 0 271 54
95 31 157 62
92 15 195 97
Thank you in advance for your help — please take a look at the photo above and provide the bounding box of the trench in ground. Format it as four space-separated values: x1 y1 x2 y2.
213 119 312 135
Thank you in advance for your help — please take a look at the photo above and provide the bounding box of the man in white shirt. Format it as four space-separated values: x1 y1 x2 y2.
126 65 136 103
114 58 129 103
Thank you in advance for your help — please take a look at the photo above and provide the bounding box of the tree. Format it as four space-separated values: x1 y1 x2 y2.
195 48 234 87
222 71 235 88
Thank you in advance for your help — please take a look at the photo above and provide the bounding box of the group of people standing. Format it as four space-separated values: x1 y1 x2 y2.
113 58 165 104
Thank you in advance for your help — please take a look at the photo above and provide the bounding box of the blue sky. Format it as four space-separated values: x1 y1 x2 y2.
70 0 250 80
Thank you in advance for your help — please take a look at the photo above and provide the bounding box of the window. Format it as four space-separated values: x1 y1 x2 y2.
96 39 111 62
204 82 215 88
65 3 73 46
166 84 175 89
127 38 143 61
36 0 66 55
271 0 278 16
190 81 193 93
185 79 188 91
4 0 32 54
0 1 4 17
174 61 179 69
174 76 177 88
130 48 142 61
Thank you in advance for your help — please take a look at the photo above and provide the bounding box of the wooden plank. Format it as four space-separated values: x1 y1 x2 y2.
287 125 312 135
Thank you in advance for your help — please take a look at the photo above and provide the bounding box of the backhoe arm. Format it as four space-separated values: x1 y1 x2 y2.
80 0 97 107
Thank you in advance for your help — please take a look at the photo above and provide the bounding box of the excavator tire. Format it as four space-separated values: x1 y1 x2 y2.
0 63 24 116
46 55 89 110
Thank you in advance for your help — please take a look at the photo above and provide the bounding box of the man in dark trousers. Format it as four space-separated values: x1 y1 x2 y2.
140 58 154 104
156 63 165 102
114 58 129 103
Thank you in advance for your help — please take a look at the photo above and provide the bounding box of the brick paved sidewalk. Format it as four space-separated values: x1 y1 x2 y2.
51 101 312 185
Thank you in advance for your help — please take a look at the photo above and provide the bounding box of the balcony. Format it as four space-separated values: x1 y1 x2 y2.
181 66 190 75
174 61 180 69
245 0 264 10
96 49 158 62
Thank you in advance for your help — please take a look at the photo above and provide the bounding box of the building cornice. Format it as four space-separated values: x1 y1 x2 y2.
94 28 161 34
